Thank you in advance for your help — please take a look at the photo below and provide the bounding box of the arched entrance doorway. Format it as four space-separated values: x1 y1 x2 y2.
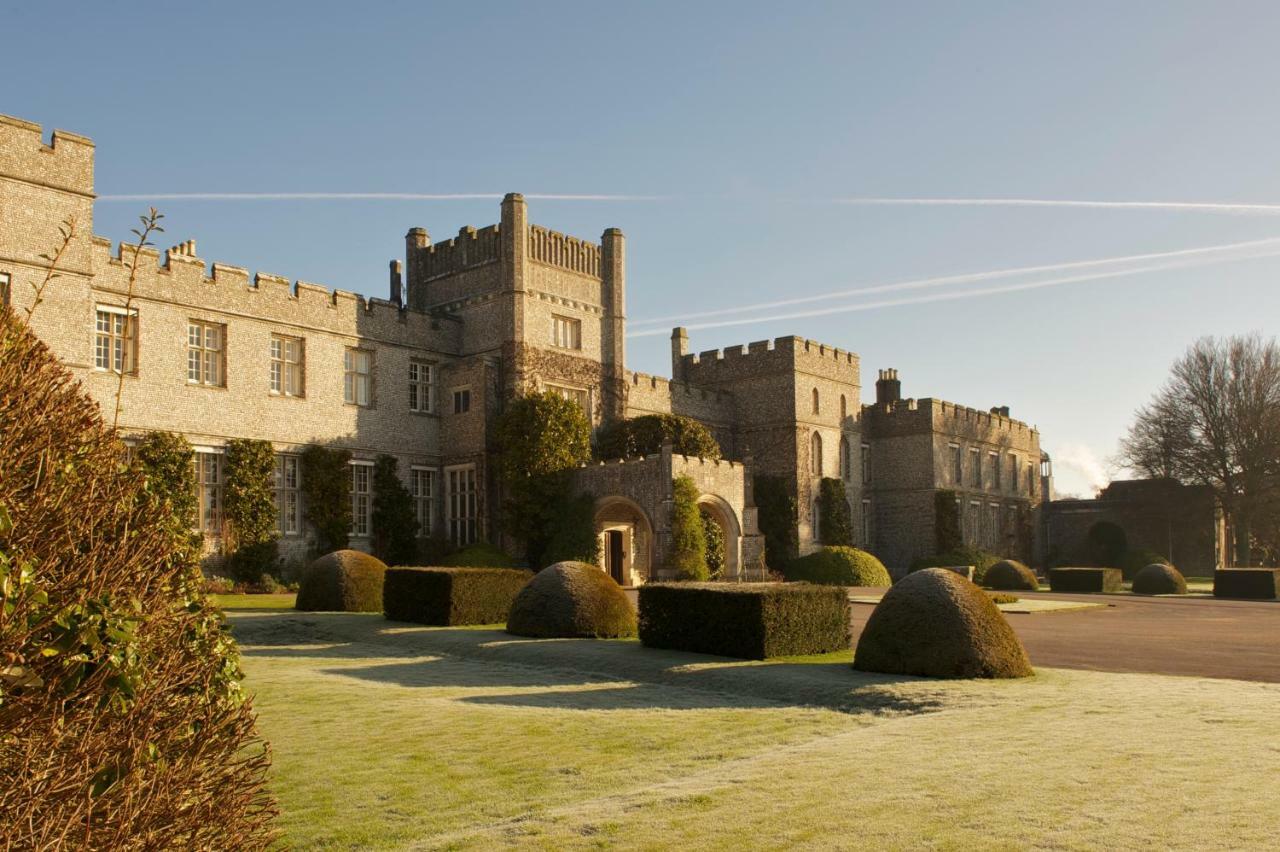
697 494 742 579
594 497 654 586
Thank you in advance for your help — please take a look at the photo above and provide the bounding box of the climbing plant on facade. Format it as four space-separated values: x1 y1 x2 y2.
596 413 721 461
301 444 352 555
817 477 853 547
371 454 418 565
670 475 708 580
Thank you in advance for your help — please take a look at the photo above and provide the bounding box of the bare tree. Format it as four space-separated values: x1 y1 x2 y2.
21 215 77 324
112 208 164 431
1119 334 1280 565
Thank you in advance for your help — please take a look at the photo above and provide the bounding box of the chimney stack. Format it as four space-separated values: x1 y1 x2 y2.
875 368 902 405
389 259 403 306
671 327 689 381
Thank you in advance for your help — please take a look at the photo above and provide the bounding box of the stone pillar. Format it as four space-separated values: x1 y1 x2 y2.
404 227 430 310
500 193 529 342
388 259 403 306
600 227 627 424
671 326 689 382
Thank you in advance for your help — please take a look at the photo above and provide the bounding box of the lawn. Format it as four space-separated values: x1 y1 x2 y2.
230 610 1280 850
215 593 297 611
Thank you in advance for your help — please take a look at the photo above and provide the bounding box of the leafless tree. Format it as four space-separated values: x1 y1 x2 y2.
1119 334 1280 565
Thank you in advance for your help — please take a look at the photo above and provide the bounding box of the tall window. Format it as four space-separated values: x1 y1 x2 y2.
552 314 581 349
861 499 872 548
547 383 589 413
274 454 300 535
1028 464 1037 497
840 394 847 421
990 451 1001 490
187 320 225 387
344 348 373 406
839 437 852 480
968 500 981 542
811 388 820 415
446 465 478 546
861 442 872 485
0 272 9 306
411 467 435 536
1008 454 1018 493
950 443 963 484
988 503 1000 549
970 448 981 488
810 432 823 476
453 388 471 414
350 462 373 537
94 306 138 374
270 334 305 397
409 361 434 413
193 450 223 534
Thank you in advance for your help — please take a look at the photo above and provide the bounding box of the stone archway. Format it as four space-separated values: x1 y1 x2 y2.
593 496 654 586
697 494 742 579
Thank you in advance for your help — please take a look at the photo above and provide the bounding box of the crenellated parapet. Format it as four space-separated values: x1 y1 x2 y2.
865 396 1039 443
529 224 601 278
680 335 859 385
0 114 95 197
416 224 502 281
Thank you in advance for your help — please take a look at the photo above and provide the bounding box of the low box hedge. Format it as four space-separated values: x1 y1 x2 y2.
638 582 849 659
1049 567 1122 593
1213 569 1280 600
383 566 532 625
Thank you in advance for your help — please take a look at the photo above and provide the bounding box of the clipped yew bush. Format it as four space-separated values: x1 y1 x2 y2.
383 566 533 625
295 549 388 612
787 546 891 586
506 561 637 638
0 308 275 847
910 546 1000 584
1049 566 1123 593
984 559 1039 591
1120 548 1170 581
1132 562 1188 595
854 568 1033 678
639 582 849 659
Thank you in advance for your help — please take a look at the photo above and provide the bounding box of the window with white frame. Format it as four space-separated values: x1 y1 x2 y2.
274 454 301 535
411 467 435 536
861 442 871 485
446 465 478 546
94 305 138 374
350 461 373 537
968 499 981 542
552 314 581 350
453 388 471 414
547 383 589 413
187 320 225 387
344 348 373 406
269 334 305 397
409 360 434 413
193 450 223 534
0 271 9 306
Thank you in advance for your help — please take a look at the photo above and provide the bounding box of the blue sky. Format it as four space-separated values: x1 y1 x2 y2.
6 1 1280 496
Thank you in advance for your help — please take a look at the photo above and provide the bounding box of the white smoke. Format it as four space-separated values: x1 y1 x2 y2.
1052 443 1112 496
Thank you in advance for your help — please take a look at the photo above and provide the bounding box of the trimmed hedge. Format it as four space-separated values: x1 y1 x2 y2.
436 543 516 568
383 566 533 625
853 568 1033 679
506 561 637 638
1213 569 1280 600
295 549 387 612
786 546 891 587
1049 567 1122 593
1132 563 1187 595
984 559 1039 591
638 582 850 659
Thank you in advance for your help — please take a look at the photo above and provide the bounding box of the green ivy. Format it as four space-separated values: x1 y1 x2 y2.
701 507 726 579
132 431 201 561
371 454 418 565
301 445 352 555
223 439 279 582
754 474 797 569
934 490 962 553
596 413 721 461
542 491 601 566
817 478 853 546
670 475 708 580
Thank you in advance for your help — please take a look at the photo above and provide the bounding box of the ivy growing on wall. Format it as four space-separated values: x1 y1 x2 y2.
670 475 708 580
542 491 601 566
223 439 279 582
301 444 352 555
701 507 726 578
371 454 418 566
595 413 721 461
132 430 201 563
817 478 853 547
754 474 797 569
934 490 962 554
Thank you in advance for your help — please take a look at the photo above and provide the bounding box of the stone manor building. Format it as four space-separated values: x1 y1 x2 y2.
1 114 1045 579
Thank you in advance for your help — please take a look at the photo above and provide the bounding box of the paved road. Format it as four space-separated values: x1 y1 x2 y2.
851 591 1280 683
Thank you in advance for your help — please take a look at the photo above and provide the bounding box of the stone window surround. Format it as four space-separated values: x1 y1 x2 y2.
344 347 374 408
192 446 224 535
270 333 306 399
551 313 582 350
409 359 436 414
0 270 9 306
94 303 139 375
349 459 374 538
186 318 226 388
445 463 478 546
411 466 436 536
452 386 472 415
274 453 301 536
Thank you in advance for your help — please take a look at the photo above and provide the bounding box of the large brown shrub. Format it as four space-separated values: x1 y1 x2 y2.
854 568 1033 678
295 549 388 612
506 562 637 638
984 559 1039 591
1132 562 1188 595
0 309 275 847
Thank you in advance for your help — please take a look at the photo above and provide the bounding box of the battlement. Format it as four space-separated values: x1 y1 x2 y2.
866 396 1038 440
0 114 95 196
679 334 858 384
416 224 502 281
529 223 601 278
625 369 734 404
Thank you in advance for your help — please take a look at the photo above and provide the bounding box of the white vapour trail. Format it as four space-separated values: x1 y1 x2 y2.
96 192 669 202
625 244 1280 338
832 197 1280 215
628 235 1280 328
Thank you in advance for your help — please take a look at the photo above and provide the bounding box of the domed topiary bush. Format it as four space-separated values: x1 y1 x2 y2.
506 561 638 638
787 546 892 587
854 568 1033 678
1132 562 1188 595
437 542 516 568
984 559 1039 591
910 546 1000 585
295 549 387 611
1120 548 1170 581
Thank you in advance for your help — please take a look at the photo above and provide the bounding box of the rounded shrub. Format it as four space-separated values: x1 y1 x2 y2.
295 549 387 612
437 543 516 568
787 546 891 587
1120 548 1170 581
506 561 638 638
854 568 1033 678
1132 562 1188 595
984 559 1039 591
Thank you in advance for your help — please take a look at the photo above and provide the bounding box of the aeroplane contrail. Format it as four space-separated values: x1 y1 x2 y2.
96 192 669 202
628 234 1280 328
831 197 1280 214
625 244 1280 338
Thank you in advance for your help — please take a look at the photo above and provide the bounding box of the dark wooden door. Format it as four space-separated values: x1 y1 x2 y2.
607 530 625 585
